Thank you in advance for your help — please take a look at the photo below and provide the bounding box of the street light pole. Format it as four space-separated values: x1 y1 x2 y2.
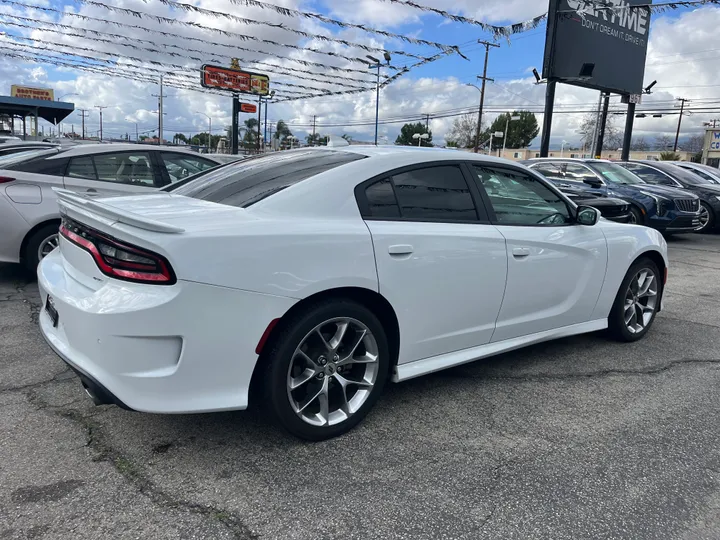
368 53 391 146
502 113 521 157
475 41 499 153
95 105 108 142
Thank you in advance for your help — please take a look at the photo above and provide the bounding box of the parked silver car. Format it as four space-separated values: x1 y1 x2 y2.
0 144 221 270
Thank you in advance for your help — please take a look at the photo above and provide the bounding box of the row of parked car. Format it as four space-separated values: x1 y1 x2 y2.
0 138 718 274
523 158 720 234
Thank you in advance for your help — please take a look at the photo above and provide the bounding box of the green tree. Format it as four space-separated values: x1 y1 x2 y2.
274 119 293 142
660 151 681 161
174 133 188 144
395 122 432 146
306 133 329 146
242 118 260 150
482 110 539 151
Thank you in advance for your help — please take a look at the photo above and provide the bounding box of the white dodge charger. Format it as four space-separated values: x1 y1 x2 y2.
37 146 668 440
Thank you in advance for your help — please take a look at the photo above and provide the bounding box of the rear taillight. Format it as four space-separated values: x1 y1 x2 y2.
0 176 15 183
59 217 176 285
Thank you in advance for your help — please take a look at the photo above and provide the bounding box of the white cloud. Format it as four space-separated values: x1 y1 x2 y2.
2 2 720 151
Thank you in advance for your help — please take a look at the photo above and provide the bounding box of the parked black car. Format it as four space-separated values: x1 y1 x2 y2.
558 186 631 223
672 161 720 185
524 158 701 234
618 160 720 233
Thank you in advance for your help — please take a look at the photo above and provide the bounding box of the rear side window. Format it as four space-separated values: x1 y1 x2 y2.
67 156 96 179
392 165 477 221
168 150 365 208
365 179 401 218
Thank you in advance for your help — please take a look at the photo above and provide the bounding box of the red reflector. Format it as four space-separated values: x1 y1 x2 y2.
255 318 280 355
0 176 15 183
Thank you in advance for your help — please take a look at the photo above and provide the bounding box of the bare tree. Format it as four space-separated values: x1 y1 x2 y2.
446 113 479 149
654 134 673 150
631 136 649 151
686 134 705 153
577 113 622 151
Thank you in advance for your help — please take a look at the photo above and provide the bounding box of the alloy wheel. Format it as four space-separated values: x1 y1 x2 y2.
698 204 711 231
38 234 59 260
287 317 379 427
623 268 658 334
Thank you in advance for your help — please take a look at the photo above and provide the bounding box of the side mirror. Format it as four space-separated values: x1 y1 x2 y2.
577 205 600 226
583 178 603 188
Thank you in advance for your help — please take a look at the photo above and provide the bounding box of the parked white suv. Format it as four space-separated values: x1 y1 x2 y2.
0 144 221 270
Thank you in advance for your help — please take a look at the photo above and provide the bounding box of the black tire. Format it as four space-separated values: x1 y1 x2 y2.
628 206 644 225
698 201 715 233
23 223 60 272
607 258 661 342
263 299 390 440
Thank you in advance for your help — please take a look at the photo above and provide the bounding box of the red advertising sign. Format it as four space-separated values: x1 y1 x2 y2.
240 103 257 114
201 65 270 96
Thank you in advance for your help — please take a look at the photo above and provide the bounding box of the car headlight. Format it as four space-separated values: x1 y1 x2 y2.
639 192 668 214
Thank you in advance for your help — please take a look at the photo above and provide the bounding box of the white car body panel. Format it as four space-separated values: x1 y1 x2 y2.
367 220 507 364
0 144 220 264
491 224 608 342
36 146 669 414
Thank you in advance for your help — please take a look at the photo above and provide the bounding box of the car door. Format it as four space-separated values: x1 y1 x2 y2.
357 163 508 365
157 152 219 186
63 151 162 197
468 163 608 343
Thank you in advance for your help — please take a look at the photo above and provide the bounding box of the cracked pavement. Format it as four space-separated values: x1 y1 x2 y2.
2 234 720 539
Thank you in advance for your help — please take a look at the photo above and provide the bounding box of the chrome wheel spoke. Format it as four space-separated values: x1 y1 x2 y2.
624 299 636 324
289 368 316 390
328 321 349 351
337 329 367 366
317 380 330 425
297 378 327 414
296 349 319 369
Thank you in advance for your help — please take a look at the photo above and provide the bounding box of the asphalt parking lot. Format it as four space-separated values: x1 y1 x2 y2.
2 235 720 540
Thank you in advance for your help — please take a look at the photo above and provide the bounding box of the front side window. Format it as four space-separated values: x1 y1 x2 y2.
620 164 675 186
160 153 218 184
564 164 600 182
472 165 571 226
529 162 564 181
589 162 645 185
390 165 477 221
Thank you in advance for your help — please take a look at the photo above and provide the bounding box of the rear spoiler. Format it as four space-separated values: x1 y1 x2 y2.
53 188 185 234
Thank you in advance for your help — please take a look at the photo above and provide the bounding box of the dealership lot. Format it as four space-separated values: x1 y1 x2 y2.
2 235 720 540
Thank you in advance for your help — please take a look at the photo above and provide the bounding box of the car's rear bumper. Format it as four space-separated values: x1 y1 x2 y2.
37 248 297 413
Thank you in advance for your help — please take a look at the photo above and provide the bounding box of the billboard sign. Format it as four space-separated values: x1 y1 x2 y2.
201 65 270 96
542 0 651 95
239 103 257 114
11 85 55 101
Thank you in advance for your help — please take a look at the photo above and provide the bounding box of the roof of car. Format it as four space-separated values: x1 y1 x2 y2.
0 141 60 149
45 143 220 159
322 144 517 165
525 157 610 163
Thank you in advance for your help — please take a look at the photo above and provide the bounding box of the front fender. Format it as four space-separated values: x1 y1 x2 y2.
591 222 667 319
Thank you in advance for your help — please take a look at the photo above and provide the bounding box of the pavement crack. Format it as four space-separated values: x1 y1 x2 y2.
26 392 258 540
443 358 720 382
0 368 73 393
672 260 720 270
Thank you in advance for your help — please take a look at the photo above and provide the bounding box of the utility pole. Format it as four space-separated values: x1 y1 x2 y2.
312 115 317 145
594 92 610 158
78 108 89 140
475 40 499 153
152 75 166 145
674 98 689 152
424 113 430 130
94 105 108 142
257 95 262 153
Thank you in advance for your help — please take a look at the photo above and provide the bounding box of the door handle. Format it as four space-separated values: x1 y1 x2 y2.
512 247 530 258
388 244 413 255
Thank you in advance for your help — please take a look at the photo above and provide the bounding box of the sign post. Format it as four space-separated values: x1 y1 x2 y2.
201 62 269 155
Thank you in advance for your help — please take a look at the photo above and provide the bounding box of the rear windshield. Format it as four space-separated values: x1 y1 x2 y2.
0 148 59 168
165 149 365 207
